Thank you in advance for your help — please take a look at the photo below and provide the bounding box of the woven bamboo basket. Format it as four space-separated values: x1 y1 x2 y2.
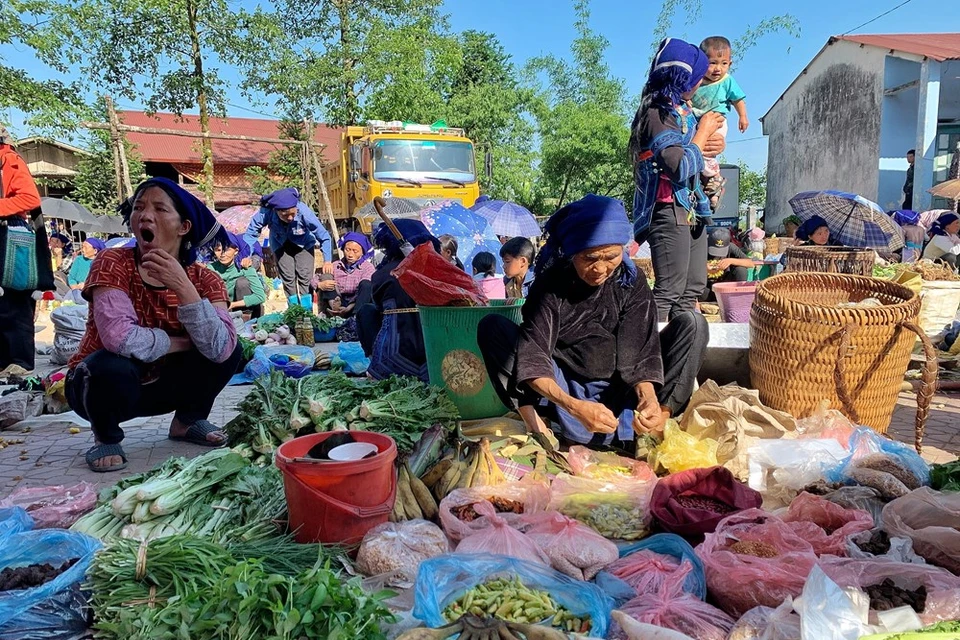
749 273 937 452
764 236 795 256
784 245 875 276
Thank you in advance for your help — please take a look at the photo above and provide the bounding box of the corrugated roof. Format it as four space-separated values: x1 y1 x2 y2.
837 33 960 62
118 111 342 165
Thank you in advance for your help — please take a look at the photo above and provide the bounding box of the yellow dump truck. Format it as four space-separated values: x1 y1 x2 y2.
322 121 487 233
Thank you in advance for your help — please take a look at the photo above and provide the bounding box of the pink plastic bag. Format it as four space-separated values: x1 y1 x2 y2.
607 564 735 640
454 501 548 565
696 509 819 617
605 550 682 597
522 511 619 580
438 481 551 542
818 556 960 625
0 482 97 529
882 487 960 575
566 446 656 482
781 492 874 556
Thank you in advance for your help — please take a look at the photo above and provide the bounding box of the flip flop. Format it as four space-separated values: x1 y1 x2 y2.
85 443 128 473
169 420 229 447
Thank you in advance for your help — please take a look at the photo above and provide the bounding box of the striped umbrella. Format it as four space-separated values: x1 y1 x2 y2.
788 190 904 252
470 199 541 238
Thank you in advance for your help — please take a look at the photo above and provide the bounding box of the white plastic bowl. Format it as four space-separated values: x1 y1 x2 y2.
327 442 379 462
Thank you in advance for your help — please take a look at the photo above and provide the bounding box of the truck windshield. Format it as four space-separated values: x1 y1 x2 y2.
373 139 475 183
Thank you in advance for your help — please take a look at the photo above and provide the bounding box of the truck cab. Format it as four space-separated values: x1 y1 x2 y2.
324 121 482 233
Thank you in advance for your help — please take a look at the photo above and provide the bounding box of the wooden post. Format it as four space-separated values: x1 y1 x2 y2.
105 97 133 198
305 123 342 258
299 141 314 211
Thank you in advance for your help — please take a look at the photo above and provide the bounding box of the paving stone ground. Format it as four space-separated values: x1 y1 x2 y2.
1 315 957 497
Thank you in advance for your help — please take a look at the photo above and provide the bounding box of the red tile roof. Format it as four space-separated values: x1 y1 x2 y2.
836 33 960 62
118 111 342 165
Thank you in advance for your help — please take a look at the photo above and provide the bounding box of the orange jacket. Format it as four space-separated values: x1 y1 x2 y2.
0 146 42 218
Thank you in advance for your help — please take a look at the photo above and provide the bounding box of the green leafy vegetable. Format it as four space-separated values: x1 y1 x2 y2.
931 460 960 492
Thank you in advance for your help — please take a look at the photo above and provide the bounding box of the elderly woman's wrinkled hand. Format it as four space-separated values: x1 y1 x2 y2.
570 399 619 434
633 396 667 436
141 249 189 291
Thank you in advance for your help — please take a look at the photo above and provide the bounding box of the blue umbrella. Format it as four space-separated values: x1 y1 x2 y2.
788 190 904 252
420 200 502 271
470 199 542 238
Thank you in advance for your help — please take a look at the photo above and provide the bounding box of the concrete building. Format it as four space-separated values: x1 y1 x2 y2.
16 137 90 198
762 34 960 230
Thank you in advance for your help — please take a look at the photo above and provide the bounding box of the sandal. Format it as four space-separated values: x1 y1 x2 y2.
169 420 229 447
85 443 128 473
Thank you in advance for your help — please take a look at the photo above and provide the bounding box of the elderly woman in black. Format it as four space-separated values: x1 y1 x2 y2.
478 194 708 447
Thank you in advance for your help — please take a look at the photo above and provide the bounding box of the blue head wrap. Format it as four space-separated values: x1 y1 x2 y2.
374 219 440 263
796 215 829 242
339 231 374 268
84 238 106 252
223 232 252 269
535 194 636 285
651 38 708 93
931 212 960 237
260 187 300 211
127 177 228 265
50 232 71 252
891 209 921 227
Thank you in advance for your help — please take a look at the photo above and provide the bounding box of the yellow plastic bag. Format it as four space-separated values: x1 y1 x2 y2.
649 420 719 474
894 270 922 294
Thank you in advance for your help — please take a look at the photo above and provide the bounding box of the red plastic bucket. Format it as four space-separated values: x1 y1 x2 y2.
275 431 397 544
713 281 759 323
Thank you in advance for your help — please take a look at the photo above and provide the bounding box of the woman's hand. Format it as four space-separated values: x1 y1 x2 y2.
322 262 335 275
569 399 619 434
633 383 667 436
702 134 726 157
141 249 200 304
317 278 337 292
698 112 725 137
240 257 253 269
692 112 725 155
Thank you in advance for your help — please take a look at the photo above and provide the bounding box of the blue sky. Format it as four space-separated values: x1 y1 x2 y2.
4 0 956 171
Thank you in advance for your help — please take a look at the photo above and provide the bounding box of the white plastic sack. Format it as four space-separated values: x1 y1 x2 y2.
795 566 875 640
748 439 848 509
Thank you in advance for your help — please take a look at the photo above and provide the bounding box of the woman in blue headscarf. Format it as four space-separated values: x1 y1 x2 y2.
795 215 831 246
355 219 439 382
477 194 709 448
630 38 726 322
316 231 375 318
922 212 960 269
67 237 106 290
64 177 242 472
209 232 266 318
891 209 924 263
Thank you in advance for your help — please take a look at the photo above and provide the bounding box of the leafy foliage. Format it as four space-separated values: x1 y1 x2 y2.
245 119 308 196
738 161 766 210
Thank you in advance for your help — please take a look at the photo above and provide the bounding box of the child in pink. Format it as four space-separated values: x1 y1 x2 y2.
472 251 506 300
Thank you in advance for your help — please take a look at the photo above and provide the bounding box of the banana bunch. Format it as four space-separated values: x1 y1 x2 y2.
419 438 507 503
390 463 439 522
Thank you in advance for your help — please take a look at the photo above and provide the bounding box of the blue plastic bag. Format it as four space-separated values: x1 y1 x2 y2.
598 533 707 601
414 553 614 638
0 508 33 542
338 341 370 375
244 344 315 379
0 529 101 638
825 427 931 487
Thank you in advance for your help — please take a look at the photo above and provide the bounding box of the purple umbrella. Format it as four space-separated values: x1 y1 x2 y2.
470 199 541 238
216 204 260 236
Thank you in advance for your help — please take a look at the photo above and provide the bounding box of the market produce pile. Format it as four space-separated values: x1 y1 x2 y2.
3 375 960 640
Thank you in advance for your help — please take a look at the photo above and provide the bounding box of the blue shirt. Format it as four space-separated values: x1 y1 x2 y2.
244 201 332 261
691 75 746 117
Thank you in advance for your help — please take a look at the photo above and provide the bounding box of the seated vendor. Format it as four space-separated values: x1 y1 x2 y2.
209 233 266 318
317 231 375 318
356 219 438 382
478 194 709 447
65 177 242 472
707 226 753 283
922 212 960 269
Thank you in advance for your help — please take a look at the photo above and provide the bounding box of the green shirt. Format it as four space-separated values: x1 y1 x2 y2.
208 261 266 308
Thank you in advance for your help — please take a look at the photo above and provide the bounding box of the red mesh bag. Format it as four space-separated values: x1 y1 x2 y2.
392 243 487 306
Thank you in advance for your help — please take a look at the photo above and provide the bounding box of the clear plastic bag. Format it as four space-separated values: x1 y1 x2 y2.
455 502 548 566
845 529 926 564
244 344 316 379
696 509 819 617
818 556 960 626
355 519 450 584
822 485 886 527
607 564 735 640
882 487 960 575
827 427 930 488
727 601 802 640
747 438 849 509
0 529 101 636
795 400 856 447
781 492 874 556
794 565 876 640
413 553 615 636
566 446 655 482
649 466 763 539
0 508 33 541
0 483 97 530
649 420 719 474
605 533 706 600
438 481 551 542
548 473 656 541
522 511 619 580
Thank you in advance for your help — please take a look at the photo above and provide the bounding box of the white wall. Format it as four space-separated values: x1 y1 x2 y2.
763 40 885 229
878 56 921 211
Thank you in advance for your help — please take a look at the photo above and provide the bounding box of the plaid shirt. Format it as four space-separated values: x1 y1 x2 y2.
333 259 374 303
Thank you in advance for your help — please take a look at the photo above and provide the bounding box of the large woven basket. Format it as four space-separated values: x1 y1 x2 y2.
764 236 795 256
784 245 875 276
749 273 937 452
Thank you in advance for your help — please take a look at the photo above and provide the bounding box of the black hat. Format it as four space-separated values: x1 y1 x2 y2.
707 226 731 258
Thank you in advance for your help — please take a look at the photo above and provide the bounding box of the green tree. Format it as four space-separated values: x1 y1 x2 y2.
27 0 258 207
73 131 146 215
528 0 632 208
245 119 308 197
738 161 766 210
0 2 87 131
